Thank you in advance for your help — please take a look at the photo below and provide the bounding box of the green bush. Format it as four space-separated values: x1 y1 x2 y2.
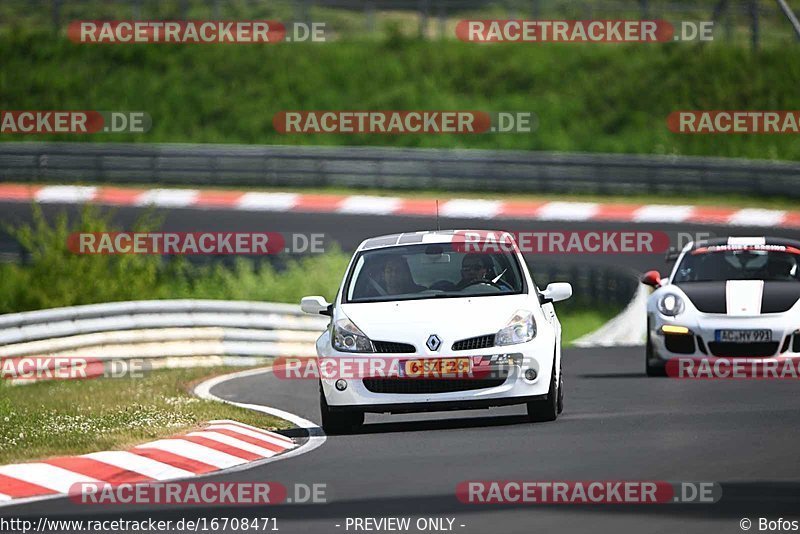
0 206 350 313
1 32 799 159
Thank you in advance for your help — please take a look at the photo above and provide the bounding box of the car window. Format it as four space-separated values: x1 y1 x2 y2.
345 243 525 303
673 248 800 283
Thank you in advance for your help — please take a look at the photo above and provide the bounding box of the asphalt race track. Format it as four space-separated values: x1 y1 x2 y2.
4 201 800 273
2 201 800 533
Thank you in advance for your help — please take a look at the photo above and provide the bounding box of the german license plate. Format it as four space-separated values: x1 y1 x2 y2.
714 329 772 343
401 358 471 378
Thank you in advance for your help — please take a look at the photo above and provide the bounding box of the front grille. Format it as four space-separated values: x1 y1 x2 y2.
373 341 416 354
452 334 495 351
362 377 507 394
664 334 695 354
708 342 780 358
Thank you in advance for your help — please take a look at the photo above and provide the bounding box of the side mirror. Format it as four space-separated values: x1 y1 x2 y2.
540 282 572 304
641 270 662 288
300 296 332 316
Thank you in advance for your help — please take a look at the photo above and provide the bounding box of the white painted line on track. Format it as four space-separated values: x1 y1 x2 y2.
0 366 324 509
194 367 327 469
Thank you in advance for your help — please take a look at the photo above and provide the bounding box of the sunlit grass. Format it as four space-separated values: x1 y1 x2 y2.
0 366 286 464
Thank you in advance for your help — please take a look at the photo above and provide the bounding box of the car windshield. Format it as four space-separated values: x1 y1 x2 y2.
673 246 800 283
344 243 525 303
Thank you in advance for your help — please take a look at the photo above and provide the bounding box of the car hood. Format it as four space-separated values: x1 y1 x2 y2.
675 280 800 315
340 294 533 350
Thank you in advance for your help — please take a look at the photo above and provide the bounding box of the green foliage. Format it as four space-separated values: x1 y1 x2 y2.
0 205 350 313
0 205 167 311
1 32 800 159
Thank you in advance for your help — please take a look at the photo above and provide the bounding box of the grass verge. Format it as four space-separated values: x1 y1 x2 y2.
0 366 287 465
561 307 619 346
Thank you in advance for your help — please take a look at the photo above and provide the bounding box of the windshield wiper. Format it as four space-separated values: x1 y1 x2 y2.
492 269 507 284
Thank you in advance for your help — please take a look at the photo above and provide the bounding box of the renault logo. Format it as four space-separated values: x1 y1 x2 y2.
426 335 442 351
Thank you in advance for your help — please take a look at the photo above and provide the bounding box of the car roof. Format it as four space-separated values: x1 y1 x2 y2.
688 236 800 251
357 230 512 251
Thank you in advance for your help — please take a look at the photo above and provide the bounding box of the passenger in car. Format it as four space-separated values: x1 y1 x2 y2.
382 256 427 295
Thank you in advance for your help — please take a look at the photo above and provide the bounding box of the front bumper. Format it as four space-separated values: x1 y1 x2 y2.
649 312 800 362
320 341 555 413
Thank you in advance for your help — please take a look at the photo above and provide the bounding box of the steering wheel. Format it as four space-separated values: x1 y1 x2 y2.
430 280 457 291
459 279 503 290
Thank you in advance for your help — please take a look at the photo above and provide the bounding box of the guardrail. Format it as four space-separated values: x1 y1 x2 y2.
5 0 790 49
2 142 799 198
0 300 329 367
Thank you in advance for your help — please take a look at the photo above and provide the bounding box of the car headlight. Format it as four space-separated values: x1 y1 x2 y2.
332 317 374 353
495 310 536 346
658 293 685 316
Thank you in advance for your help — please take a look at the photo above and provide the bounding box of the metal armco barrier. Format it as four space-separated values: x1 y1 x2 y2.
0 300 329 360
1 142 799 198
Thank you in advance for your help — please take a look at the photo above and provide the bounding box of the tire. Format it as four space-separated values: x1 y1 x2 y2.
556 360 564 415
319 384 364 435
645 323 667 377
527 358 559 423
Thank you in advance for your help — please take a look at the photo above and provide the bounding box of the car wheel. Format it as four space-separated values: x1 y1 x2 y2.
319 383 364 434
556 361 564 415
527 358 558 423
645 324 666 377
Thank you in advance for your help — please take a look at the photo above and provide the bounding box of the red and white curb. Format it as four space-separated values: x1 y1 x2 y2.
0 183 797 228
0 367 325 508
0 419 295 505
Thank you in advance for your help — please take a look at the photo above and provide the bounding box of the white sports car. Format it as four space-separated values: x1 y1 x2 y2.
642 236 800 376
301 230 572 433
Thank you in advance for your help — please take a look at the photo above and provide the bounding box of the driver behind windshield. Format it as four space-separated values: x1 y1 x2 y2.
766 255 797 281
456 253 492 289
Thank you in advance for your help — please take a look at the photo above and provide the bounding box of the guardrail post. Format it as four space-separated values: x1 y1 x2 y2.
52 0 62 31
438 3 447 39
749 0 759 50
419 0 430 38
530 0 539 19
366 3 376 34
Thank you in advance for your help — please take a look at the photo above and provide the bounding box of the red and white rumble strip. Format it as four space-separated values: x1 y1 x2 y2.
0 420 295 504
0 183 797 228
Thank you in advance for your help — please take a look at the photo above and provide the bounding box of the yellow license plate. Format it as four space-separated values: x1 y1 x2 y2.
403 358 471 378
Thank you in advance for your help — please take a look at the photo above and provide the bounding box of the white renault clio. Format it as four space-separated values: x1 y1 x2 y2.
301 230 572 433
